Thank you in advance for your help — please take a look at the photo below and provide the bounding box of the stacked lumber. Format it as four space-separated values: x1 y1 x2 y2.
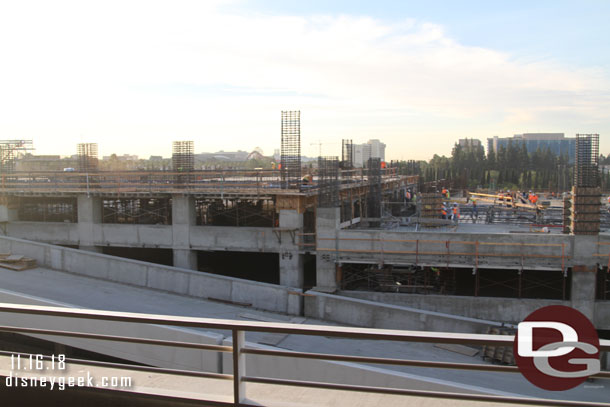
0 253 37 271
481 326 516 365
570 186 601 235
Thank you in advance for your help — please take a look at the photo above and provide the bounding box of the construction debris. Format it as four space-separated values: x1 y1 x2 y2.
0 253 37 271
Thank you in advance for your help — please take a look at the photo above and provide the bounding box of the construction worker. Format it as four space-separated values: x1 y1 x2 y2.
452 203 460 223
441 187 448 198
471 199 478 223
441 203 448 219
531 193 538 205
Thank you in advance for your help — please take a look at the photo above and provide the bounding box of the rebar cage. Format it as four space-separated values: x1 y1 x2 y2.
280 111 301 189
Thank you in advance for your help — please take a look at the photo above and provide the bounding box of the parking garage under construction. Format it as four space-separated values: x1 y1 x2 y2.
0 117 607 334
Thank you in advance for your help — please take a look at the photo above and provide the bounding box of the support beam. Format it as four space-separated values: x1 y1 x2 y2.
278 209 304 288
315 207 340 292
172 195 197 270
77 195 102 253
571 265 597 321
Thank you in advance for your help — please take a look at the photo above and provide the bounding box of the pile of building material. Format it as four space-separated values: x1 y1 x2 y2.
570 186 601 235
0 254 37 271
420 192 442 219
481 326 516 365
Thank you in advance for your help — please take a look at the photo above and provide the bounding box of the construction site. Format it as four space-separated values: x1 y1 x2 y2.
0 122 608 326
0 115 608 406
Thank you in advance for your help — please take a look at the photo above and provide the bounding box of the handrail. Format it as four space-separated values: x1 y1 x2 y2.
0 302 608 406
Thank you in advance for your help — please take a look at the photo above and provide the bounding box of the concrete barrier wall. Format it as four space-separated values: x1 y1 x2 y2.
0 289 224 372
304 291 510 334
7 222 78 245
0 236 302 315
339 291 568 325
319 229 577 270
5 222 281 252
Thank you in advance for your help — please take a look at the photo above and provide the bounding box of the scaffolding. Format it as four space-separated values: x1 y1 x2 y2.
102 198 172 224
574 134 599 187
77 143 99 172
367 157 382 219
0 140 33 173
280 111 301 189
195 197 276 227
318 156 339 208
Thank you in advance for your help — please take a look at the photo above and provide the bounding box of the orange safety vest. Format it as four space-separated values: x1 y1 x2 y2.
452 207 459 217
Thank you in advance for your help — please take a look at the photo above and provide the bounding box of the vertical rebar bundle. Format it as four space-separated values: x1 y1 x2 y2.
172 141 194 172
574 134 599 187
77 143 99 172
0 140 33 173
367 157 382 219
341 139 354 170
280 111 301 189
318 156 339 208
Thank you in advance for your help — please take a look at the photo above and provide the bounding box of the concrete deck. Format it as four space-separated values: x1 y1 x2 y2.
0 266 607 403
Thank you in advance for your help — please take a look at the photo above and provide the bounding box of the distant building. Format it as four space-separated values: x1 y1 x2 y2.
487 133 575 163
15 154 72 171
353 144 371 168
352 139 386 167
458 138 482 149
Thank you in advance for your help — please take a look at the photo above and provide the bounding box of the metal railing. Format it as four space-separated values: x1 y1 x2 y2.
0 302 608 406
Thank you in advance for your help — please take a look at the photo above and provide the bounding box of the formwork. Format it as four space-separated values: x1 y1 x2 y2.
570 186 601 235
280 111 301 190
420 193 442 218
562 198 571 234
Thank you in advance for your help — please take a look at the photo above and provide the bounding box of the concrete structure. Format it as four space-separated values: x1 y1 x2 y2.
0 254 607 403
0 168 608 333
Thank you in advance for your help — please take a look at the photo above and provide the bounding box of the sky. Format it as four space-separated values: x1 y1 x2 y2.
0 0 608 160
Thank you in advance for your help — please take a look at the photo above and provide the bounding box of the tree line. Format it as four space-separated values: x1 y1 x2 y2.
391 139 610 192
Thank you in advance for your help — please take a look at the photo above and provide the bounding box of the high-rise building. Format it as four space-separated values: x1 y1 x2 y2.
352 140 386 167
487 133 575 162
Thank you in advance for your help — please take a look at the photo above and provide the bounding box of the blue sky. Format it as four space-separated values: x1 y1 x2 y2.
237 0 610 68
0 0 608 160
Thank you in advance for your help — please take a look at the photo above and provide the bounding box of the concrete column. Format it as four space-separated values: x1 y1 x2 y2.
172 195 197 270
568 235 598 322
278 209 304 288
315 207 340 292
77 195 102 253
0 203 18 222
570 266 597 321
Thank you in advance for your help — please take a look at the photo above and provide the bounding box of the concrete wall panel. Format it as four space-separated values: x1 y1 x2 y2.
0 236 302 315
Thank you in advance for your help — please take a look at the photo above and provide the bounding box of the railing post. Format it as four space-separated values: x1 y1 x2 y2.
232 329 246 405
